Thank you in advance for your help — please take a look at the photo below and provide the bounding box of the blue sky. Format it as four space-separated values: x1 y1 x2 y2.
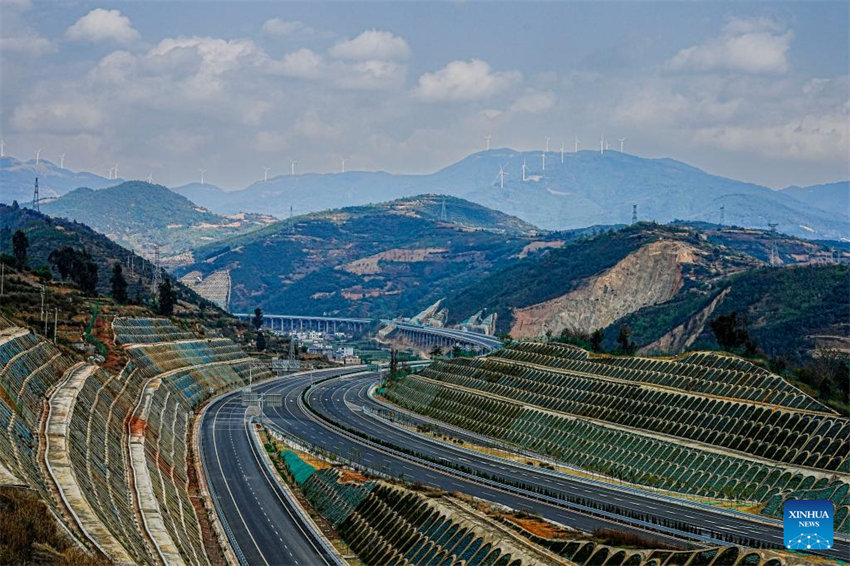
1 1 847 189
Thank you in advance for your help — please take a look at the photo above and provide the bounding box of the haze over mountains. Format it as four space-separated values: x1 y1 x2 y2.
1 150 847 241
41 182 275 257
1 156 121 203
174 149 849 240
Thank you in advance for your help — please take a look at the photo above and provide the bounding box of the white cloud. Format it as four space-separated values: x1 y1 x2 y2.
329 29 410 61
269 48 405 90
294 110 342 140
0 25 54 56
252 131 290 152
270 48 324 78
414 59 521 102
66 8 140 44
262 18 313 37
666 16 793 74
11 102 102 133
510 91 556 114
693 112 848 161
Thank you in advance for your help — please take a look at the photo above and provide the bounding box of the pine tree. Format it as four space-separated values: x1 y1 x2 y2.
157 278 177 316
110 263 128 304
12 230 28 269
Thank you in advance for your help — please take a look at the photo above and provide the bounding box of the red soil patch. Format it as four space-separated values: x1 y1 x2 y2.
502 515 571 539
337 469 369 484
128 416 147 436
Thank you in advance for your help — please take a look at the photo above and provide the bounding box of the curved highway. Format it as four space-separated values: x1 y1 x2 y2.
199 368 358 566
203 370 848 563
271 372 849 561
254 375 702 549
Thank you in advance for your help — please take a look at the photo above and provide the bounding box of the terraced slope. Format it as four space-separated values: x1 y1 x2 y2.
283 451 789 566
384 342 850 532
114 317 270 565
0 315 267 565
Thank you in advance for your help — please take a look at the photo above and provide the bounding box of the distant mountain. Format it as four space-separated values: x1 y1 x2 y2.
173 150 850 241
781 181 848 215
0 156 121 204
170 181 229 205
175 195 560 316
443 222 847 361
42 182 275 259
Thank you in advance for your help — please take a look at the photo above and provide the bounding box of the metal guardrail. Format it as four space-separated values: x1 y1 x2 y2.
363 384 850 545
295 384 740 549
247 418 345 566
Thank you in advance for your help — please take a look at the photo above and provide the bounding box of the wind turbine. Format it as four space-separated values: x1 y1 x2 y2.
485 135 491 151
263 167 270 182
147 172 153 183
545 136 550 152
574 136 580 153
541 151 546 171
113 163 119 179
199 169 207 184
290 160 297 176
618 137 626 152
341 158 346 173
35 148 41 165
59 153 65 169
560 142 565 163
1 139 5 157
498 165 506 189
521 159 527 182
600 136 604 155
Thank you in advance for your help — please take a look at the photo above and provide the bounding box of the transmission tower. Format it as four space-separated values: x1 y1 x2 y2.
767 223 778 266
32 177 40 212
631 204 638 225
440 198 448 222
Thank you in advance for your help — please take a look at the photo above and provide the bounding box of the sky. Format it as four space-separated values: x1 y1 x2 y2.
1 0 848 190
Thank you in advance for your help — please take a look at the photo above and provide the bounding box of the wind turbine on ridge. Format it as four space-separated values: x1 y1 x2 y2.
560 142 565 163
545 136 550 152
498 165 507 189
35 148 41 166
618 137 626 152
290 160 297 176
485 135 491 151
521 159 528 182
59 154 65 169
263 167 271 182
199 169 207 184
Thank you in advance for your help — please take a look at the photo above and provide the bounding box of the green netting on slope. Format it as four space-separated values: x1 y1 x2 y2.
281 450 316 485
301 468 375 527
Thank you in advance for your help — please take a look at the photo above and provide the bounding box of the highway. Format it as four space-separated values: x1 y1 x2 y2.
252 375 702 549
198 368 359 566
202 369 848 563
258 372 849 561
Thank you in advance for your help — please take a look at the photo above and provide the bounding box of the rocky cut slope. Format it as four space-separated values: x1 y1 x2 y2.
443 223 848 361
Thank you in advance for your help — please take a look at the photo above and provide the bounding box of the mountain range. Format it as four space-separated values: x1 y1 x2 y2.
172 149 849 240
0 156 122 203
174 195 566 317
41 182 275 259
2 151 847 241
